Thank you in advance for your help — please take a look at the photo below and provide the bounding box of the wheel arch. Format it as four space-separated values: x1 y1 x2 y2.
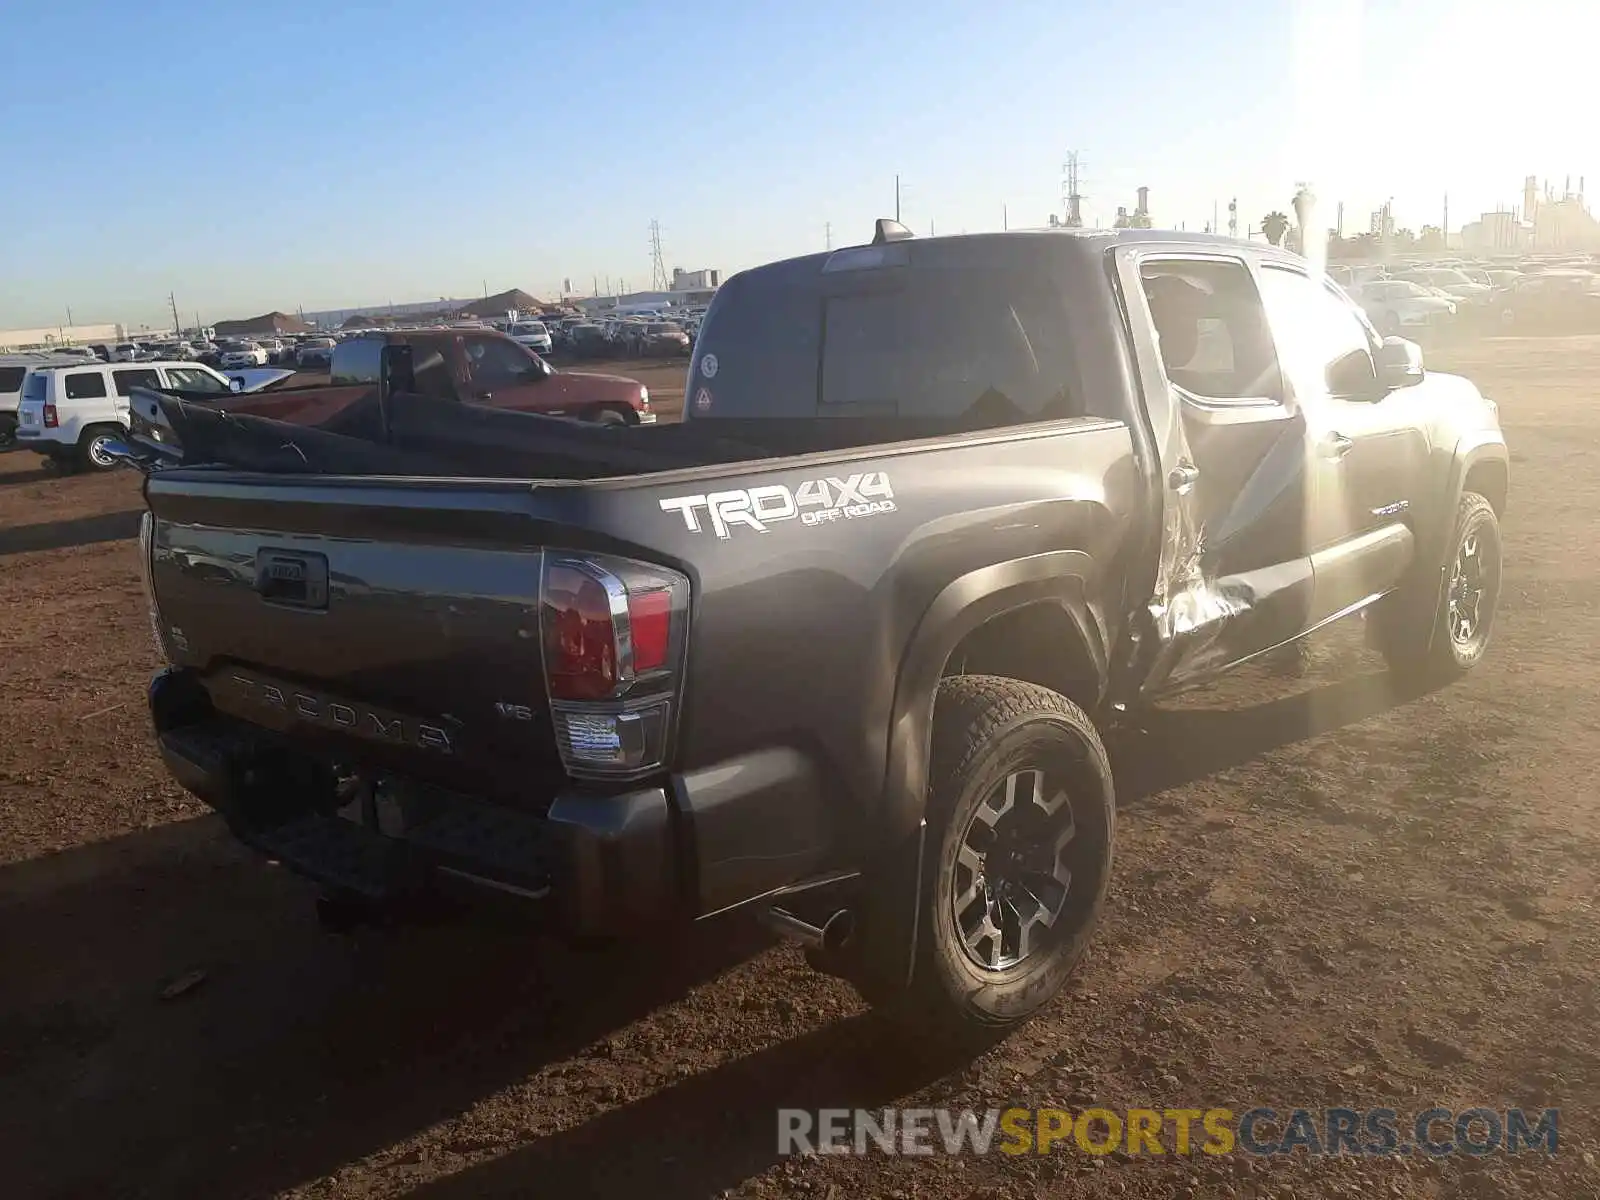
878 551 1110 845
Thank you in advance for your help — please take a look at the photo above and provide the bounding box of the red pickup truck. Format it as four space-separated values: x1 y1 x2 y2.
221 329 656 427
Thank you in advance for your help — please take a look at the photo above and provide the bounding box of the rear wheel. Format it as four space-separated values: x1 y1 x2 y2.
868 675 1115 1047
78 424 123 472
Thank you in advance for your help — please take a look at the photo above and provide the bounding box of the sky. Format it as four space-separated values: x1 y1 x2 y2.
2 0 1595 331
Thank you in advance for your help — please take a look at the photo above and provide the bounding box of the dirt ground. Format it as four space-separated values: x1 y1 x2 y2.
1 343 1596 1200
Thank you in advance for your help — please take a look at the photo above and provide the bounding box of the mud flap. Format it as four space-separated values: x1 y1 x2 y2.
835 818 927 999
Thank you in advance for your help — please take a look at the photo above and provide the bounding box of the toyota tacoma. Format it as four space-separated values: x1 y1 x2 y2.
123 222 1507 1041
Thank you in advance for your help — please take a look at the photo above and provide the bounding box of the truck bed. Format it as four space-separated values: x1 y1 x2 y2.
130 386 1081 481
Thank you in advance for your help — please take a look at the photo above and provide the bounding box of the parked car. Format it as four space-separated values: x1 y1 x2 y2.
567 323 613 358
295 338 337 369
1496 270 1600 331
12 360 245 470
127 223 1506 1043
219 342 270 369
1393 268 1492 308
640 321 691 357
0 353 99 445
506 321 553 356
1350 279 1457 334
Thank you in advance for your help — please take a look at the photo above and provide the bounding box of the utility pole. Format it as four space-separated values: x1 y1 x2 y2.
1213 201 1219 237
1229 198 1239 239
825 221 832 249
482 280 489 299
1443 192 1450 247
169 292 181 335
1003 203 1008 231
895 174 901 222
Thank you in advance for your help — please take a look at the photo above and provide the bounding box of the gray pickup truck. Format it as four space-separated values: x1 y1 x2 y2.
127 222 1508 1042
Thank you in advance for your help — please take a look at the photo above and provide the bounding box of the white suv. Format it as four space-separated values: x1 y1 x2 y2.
1 353 97 446
14 361 239 471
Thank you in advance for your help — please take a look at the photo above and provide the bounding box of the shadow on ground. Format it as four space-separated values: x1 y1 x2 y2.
0 668 1425 1199
0 464 60 488
0 509 141 557
1112 666 1427 806
0 818 774 1199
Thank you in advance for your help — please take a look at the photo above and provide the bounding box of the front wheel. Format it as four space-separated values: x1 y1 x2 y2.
586 407 629 427
1375 491 1502 683
869 675 1115 1047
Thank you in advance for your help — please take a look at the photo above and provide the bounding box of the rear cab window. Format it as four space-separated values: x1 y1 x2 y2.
686 241 1085 424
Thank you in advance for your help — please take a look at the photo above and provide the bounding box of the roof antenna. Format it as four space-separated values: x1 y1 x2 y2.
872 218 915 245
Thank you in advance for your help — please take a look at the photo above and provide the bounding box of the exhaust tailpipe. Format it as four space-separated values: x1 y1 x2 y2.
761 906 855 955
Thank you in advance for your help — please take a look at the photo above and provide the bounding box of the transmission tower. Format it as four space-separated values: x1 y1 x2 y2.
1063 152 1085 228
649 219 669 291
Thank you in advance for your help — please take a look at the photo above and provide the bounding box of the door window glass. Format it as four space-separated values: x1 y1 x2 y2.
1140 260 1282 402
1257 267 1380 401
462 336 535 391
163 367 228 394
65 372 108 399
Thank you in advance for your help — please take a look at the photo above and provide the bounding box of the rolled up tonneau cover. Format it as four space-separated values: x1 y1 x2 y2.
125 387 770 479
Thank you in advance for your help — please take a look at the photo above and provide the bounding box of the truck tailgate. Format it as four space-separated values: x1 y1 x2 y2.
145 472 564 803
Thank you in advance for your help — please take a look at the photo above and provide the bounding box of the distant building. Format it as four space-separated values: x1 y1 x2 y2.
1461 210 1528 252
0 322 124 352
671 267 721 291
213 311 313 337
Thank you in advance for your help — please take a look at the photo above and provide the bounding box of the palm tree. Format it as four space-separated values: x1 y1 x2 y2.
1262 212 1291 246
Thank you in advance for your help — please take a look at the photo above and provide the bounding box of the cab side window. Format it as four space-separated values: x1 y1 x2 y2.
1140 260 1283 403
1257 267 1381 402
462 336 534 392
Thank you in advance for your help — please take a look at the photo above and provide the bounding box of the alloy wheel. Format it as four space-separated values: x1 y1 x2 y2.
951 768 1078 972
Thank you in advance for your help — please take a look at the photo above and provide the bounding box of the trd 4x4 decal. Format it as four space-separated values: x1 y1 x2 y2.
659 472 897 538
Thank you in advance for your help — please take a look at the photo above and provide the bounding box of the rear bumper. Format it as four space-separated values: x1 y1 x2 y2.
150 668 677 935
148 668 837 933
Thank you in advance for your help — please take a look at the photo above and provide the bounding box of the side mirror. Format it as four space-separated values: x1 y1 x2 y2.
1375 336 1424 391
228 376 245 393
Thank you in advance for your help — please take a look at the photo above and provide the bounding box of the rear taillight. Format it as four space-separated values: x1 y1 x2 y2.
42 404 58 428
540 553 689 780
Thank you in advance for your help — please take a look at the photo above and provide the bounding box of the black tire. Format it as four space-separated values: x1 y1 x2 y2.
77 424 123 472
1375 491 1501 684
587 407 628 427
872 674 1115 1046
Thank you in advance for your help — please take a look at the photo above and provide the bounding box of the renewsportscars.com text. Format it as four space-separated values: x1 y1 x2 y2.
778 1106 1559 1158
